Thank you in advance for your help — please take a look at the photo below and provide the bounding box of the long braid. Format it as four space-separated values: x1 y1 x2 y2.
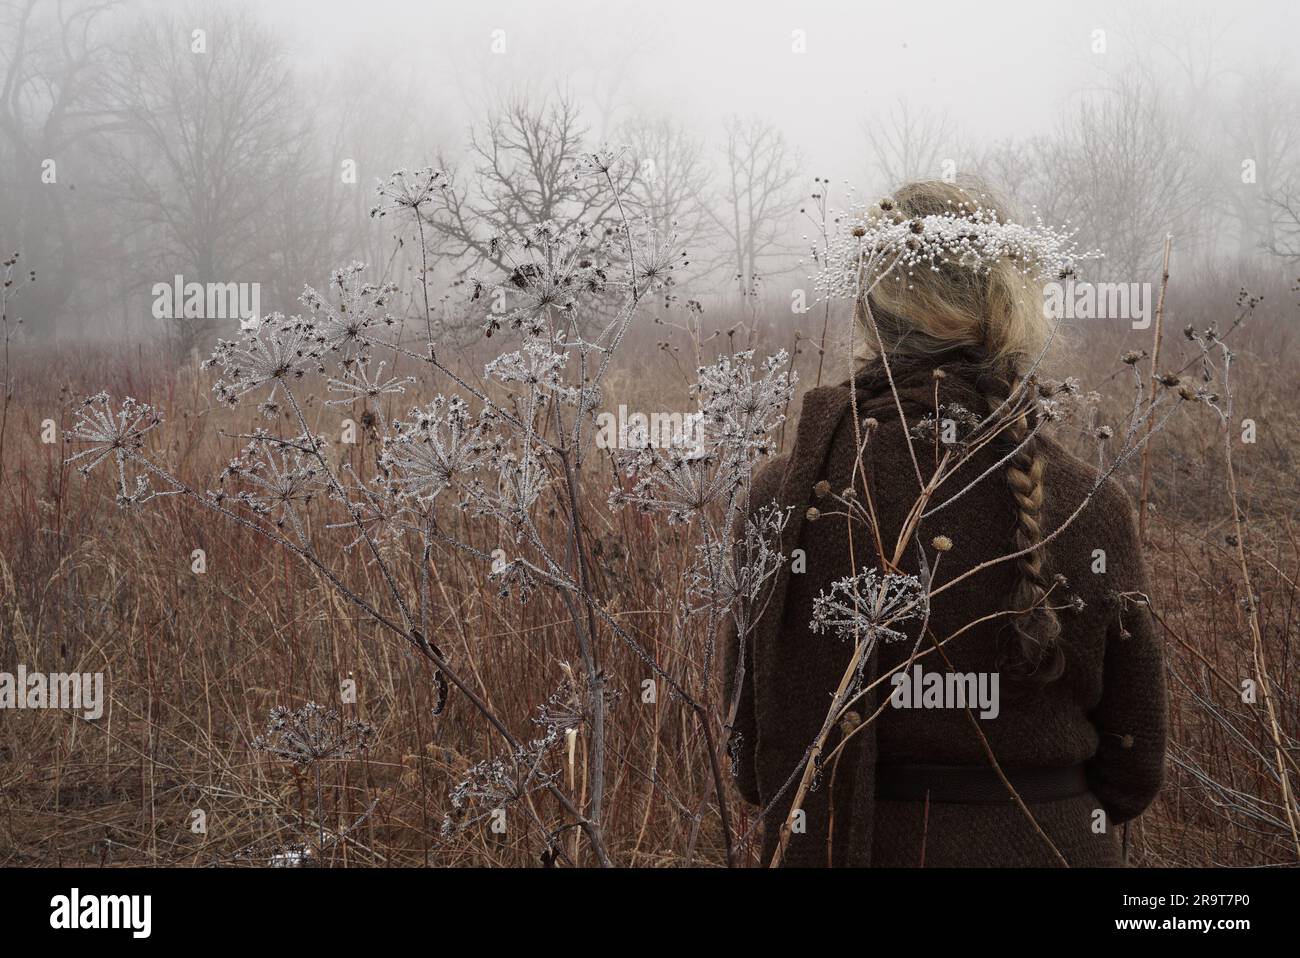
978 369 1065 684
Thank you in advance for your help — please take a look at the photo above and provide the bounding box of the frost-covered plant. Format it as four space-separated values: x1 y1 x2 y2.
65 393 172 506
809 570 926 645
66 152 1221 871
686 501 790 622
378 395 491 504
302 262 400 356
252 702 376 864
608 351 792 526
326 358 414 405
214 432 325 537
68 150 794 869
442 664 626 854
368 166 449 221
203 312 326 416
252 702 376 765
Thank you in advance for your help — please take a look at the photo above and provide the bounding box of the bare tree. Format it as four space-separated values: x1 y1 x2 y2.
710 115 803 300
1143 6 1234 104
1037 76 1205 280
1222 64 1300 259
0 0 118 336
575 27 655 141
94 4 301 345
620 114 714 258
1264 186 1300 262
861 97 956 191
426 91 632 274
967 137 1051 209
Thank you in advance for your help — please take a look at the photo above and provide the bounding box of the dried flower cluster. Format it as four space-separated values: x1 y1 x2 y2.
251 702 375 766
810 570 928 645
65 393 170 506
609 350 794 524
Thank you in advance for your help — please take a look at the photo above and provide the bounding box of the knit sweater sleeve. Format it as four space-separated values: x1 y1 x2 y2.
1084 481 1169 825
722 453 789 806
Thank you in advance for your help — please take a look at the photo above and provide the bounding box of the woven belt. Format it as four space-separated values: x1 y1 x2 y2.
875 763 1090 804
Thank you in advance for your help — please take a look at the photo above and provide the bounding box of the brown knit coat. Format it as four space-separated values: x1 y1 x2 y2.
723 356 1168 867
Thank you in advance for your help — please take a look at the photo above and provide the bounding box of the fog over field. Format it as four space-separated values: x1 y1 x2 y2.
4 0 1300 342
1 0 1299 898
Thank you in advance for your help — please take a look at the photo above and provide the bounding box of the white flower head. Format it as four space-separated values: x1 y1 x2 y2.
693 350 795 457
686 500 790 615
814 199 1101 301
370 166 448 220
251 702 375 765
810 570 927 644
483 221 614 338
214 432 325 532
574 146 626 178
484 339 570 391
619 217 687 292
301 262 398 357
203 312 325 412
326 358 415 406
380 395 489 503
65 393 171 506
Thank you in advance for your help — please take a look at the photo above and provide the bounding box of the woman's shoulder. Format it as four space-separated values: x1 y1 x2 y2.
1036 431 1137 509
1035 431 1144 560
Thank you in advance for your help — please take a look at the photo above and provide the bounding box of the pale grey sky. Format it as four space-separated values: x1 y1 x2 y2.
229 0 1299 192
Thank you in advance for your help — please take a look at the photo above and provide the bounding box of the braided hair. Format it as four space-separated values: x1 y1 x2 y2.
854 178 1066 683
977 368 1065 684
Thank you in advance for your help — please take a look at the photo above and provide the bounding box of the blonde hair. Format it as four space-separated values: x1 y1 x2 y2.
853 179 1049 368
856 179 1064 683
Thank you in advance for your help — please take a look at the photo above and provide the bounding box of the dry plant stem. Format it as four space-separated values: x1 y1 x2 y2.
283 384 414 631
764 269 897 867
767 505 913 866
589 168 641 393
1218 351 1300 857
1151 603 1300 782
693 699 734 860
1138 234 1172 543
824 604 1025 770
0 261 15 487
124 451 614 866
428 502 732 862
541 381 608 843
859 289 925 489
921 415 1046 519
766 631 875 867
428 526 701 707
556 443 608 834
415 213 436 344
929 633 1068 866
571 349 739 859
815 301 831 388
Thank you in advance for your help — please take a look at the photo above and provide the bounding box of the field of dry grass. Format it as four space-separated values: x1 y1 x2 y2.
1 273 1297 868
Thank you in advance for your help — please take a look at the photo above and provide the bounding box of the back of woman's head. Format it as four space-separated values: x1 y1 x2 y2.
856 178 1066 684
854 179 1050 373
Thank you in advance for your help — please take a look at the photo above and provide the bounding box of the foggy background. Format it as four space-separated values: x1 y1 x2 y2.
3 0 1298 347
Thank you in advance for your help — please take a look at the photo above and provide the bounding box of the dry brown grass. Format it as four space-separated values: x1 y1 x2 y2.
1 281 1297 867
